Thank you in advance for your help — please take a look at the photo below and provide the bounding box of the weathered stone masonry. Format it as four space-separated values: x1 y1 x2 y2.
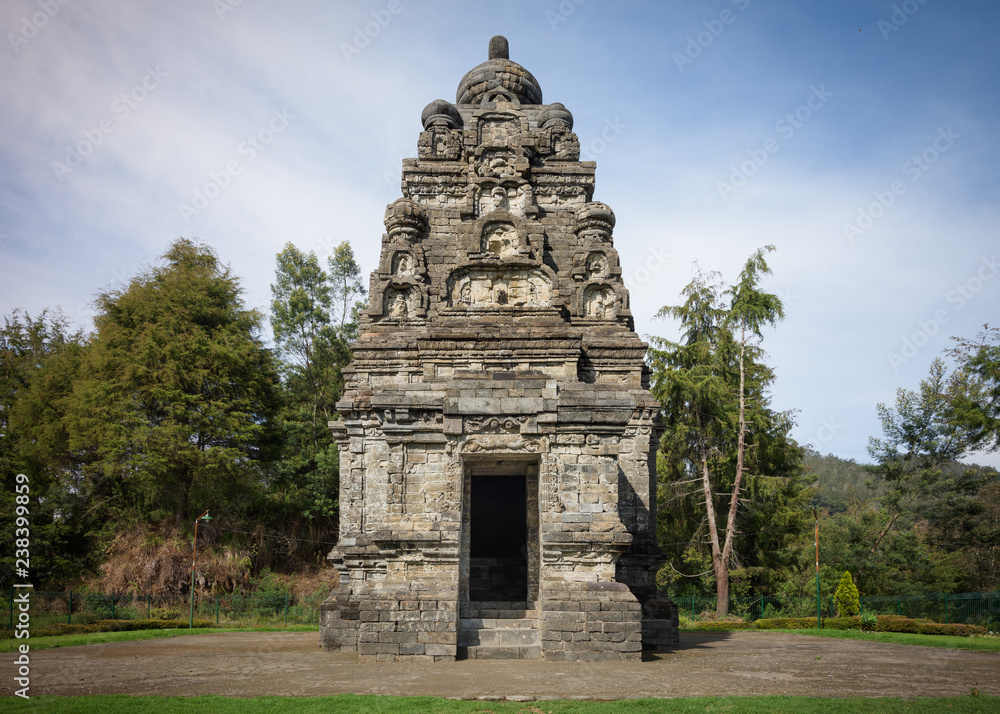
319 35 678 661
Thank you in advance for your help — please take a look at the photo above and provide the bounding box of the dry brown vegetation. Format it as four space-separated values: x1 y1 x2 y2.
88 521 340 599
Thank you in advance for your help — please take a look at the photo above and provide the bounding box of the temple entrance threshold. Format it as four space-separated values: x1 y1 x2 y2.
459 458 542 659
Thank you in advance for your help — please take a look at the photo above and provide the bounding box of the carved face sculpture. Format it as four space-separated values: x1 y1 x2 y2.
586 252 609 277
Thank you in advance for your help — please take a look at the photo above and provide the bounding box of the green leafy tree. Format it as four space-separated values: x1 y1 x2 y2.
864 358 981 564
778 508 963 597
267 241 363 546
947 325 1000 453
651 246 807 613
834 570 860 616
64 239 280 526
327 241 366 340
0 310 93 587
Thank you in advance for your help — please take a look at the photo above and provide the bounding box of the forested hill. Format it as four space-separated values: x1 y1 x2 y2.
803 451 876 512
805 450 998 515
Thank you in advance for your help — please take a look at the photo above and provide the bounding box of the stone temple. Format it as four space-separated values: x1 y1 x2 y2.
319 36 678 661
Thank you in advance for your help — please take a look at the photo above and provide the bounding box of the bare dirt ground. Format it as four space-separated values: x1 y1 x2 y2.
26 631 1000 700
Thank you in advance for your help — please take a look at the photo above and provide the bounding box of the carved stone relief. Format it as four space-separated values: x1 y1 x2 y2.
418 125 463 160
383 286 421 319
449 267 552 309
482 221 520 257
583 284 618 319
478 116 520 149
460 434 543 453
392 251 415 277
467 416 527 433
473 182 535 218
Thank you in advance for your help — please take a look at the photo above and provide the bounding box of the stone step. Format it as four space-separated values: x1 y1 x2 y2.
459 615 539 629
458 644 542 660
458 625 539 647
461 601 538 619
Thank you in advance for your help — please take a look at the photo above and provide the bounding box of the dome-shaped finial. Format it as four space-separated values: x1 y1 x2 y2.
489 35 509 60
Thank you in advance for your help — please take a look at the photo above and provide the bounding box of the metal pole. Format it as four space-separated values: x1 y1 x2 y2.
189 509 211 629
814 507 821 628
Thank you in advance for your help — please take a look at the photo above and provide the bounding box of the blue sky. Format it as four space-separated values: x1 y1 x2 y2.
1 0 998 466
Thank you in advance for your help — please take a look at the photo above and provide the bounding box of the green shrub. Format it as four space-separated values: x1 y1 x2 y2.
29 619 215 638
754 617 823 629
33 623 102 637
859 612 877 631
834 571 860 617
916 622 987 637
692 621 757 631
873 615 919 633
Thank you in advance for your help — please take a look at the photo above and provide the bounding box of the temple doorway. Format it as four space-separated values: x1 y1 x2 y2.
461 458 539 604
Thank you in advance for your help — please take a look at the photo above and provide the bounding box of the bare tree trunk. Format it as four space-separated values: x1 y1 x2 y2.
699 441 727 617
719 339 749 615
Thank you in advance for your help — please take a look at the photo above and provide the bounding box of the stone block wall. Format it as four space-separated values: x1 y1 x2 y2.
540 583 643 661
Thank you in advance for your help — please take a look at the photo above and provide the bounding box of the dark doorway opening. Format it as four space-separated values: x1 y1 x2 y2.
469 473 527 602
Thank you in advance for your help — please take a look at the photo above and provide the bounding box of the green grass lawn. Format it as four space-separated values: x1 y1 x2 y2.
782 627 1000 652
0 624 316 652
680 627 1000 653
4 695 1000 713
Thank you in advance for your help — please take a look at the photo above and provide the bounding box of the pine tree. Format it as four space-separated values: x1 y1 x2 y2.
834 570 860 616
651 246 808 613
64 239 279 525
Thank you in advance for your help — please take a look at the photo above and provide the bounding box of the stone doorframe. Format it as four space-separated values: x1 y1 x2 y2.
459 455 540 605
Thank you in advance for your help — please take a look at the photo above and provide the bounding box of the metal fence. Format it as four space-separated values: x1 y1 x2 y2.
5 589 999 634
673 591 1000 626
2 589 324 633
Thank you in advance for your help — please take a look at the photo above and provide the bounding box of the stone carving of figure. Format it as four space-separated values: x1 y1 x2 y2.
459 280 472 305
493 283 508 305
585 286 616 319
390 291 409 318
490 186 508 211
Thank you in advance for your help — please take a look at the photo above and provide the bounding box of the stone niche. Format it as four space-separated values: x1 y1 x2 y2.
319 35 678 662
